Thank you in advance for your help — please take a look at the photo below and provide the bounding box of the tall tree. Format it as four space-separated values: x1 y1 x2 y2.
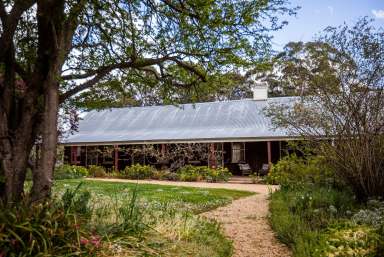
0 0 296 203
266 18 384 199
269 41 340 96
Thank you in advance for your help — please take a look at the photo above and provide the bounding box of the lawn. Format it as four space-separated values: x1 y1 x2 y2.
54 179 253 213
52 179 254 257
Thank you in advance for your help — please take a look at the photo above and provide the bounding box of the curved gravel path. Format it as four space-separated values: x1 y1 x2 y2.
87 178 291 257
202 191 291 257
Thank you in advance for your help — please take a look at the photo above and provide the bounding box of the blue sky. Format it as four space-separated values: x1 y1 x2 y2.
271 0 384 50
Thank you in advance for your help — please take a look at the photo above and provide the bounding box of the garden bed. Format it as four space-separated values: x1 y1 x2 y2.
54 163 233 183
2 178 253 256
268 154 384 257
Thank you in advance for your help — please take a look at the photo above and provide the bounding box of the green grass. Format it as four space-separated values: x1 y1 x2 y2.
51 179 253 257
53 179 253 213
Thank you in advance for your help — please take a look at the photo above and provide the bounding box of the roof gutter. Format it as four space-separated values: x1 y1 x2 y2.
59 136 301 146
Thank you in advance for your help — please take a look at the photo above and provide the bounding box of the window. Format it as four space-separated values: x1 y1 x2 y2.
231 142 245 163
70 146 81 164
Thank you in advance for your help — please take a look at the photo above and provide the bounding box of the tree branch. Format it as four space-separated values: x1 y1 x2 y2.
60 56 207 102
168 57 207 81
160 0 199 20
61 0 87 63
59 71 109 102
0 0 36 59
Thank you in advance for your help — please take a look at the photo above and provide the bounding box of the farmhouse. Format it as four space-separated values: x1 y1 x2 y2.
62 85 296 175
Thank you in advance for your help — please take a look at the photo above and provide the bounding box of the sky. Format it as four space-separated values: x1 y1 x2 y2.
271 0 384 50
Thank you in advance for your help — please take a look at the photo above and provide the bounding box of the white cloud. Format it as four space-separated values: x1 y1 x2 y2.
328 6 334 15
372 9 384 19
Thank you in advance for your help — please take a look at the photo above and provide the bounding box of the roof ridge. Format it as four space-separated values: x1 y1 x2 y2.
88 96 297 113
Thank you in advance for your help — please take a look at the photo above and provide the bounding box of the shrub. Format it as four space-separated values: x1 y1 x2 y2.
120 164 154 179
177 165 231 182
89 165 107 177
178 165 208 182
151 170 178 180
205 167 232 182
267 154 335 188
352 200 384 226
164 172 180 181
54 164 89 180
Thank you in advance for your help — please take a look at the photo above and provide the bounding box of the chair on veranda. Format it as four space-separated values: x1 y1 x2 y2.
258 164 270 176
238 163 252 176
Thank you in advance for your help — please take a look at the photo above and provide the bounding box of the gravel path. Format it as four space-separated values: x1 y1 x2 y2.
202 192 291 257
87 178 291 257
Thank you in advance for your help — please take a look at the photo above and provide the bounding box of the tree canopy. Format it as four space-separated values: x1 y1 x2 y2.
0 0 297 203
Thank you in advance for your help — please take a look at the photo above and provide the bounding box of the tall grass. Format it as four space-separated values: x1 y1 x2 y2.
3 181 235 256
0 184 94 256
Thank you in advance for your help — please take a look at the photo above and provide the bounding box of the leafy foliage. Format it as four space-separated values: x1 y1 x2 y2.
88 165 107 178
267 153 335 189
324 225 379 257
352 200 384 230
119 164 155 179
178 165 208 181
177 165 231 182
268 184 381 257
54 164 89 180
205 167 232 183
151 170 180 181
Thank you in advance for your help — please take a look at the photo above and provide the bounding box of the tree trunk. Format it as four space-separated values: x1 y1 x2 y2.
0 49 38 203
0 102 37 204
0 0 67 204
30 82 59 202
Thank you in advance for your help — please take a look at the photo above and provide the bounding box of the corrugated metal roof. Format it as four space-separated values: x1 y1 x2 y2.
63 97 296 145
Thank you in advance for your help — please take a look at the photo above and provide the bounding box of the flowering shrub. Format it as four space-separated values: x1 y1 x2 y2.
205 167 232 182
352 200 384 229
178 165 208 181
324 226 379 257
